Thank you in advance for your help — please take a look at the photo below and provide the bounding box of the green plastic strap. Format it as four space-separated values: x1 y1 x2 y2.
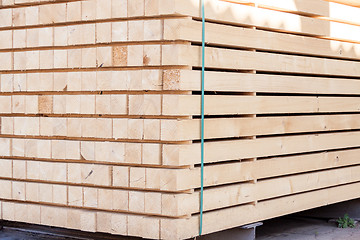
199 0 205 236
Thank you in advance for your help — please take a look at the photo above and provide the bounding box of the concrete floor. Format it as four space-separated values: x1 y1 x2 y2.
0 222 139 240
0 227 87 240
257 217 360 240
0 228 75 240
2 217 360 239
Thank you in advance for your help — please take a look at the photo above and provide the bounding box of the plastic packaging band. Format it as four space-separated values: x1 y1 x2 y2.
199 0 205 236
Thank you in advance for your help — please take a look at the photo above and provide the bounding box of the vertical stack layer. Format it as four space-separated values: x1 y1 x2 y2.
1 0 360 239
0 0 192 239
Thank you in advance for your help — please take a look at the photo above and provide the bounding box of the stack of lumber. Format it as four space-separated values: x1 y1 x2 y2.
1 0 360 239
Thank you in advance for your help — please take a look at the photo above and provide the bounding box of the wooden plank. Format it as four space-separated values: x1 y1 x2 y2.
3 148 358 231
2 1 81 8
0 8 12 28
161 114 360 141
1 200 162 239
163 19 360 60
0 180 161 215
7 128 358 170
160 181 360 239
163 131 360 166
159 0 360 43
1 46 164 71
1 94 124 115
323 0 360 7
223 0 360 27
163 70 360 94
163 164 360 216
141 148 360 191
8 111 359 154
3 161 360 217
0 138 160 166
162 95 360 116
0 19 160 50
0 70 162 92
223 0 330 17
1 202 100 234
162 45 360 77
0 4 158 34
2 0 360 44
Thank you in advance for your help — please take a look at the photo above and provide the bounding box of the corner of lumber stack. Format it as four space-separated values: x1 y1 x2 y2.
1 0 360 239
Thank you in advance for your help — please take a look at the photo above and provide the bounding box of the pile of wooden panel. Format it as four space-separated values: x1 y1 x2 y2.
1 0 360 239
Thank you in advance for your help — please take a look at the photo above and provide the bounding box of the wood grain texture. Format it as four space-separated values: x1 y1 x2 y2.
2 0 360 238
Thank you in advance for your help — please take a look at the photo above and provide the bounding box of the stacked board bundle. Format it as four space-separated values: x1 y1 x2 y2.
1 0 360 239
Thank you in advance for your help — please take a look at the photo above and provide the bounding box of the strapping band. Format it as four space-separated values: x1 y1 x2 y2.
199 0 205 236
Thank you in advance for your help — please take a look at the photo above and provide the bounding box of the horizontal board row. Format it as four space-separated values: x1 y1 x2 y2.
163 45 360 77
161 114 360 141
1 148 360 234
163 19 360 61
0 201 162 239
2 159 360 217
1 117 163 140
0 179 166 216
2 69 360 94
0 94 128 115
0 0 147 28
0 70 163 92
6 113 354 143
161 148 360 191
2 129 360 167
0 94 167 116
163 131 360 166
0 19 162 50
162 95 360 116
164 70 360 94
159 0 360 43
0 44 166 70
1 179 359 239
3 180 360 239
0 0 78 7
0 158 180 190
0 159 111 185
2 0 360 45
163 181 360 239
3 113 360 141
227 0 360 25
5 43 360 74
2 147 360 191
1 177 359 239
0 138 163 165
163 162 360 215
3 94 360 116
0 157 198 192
